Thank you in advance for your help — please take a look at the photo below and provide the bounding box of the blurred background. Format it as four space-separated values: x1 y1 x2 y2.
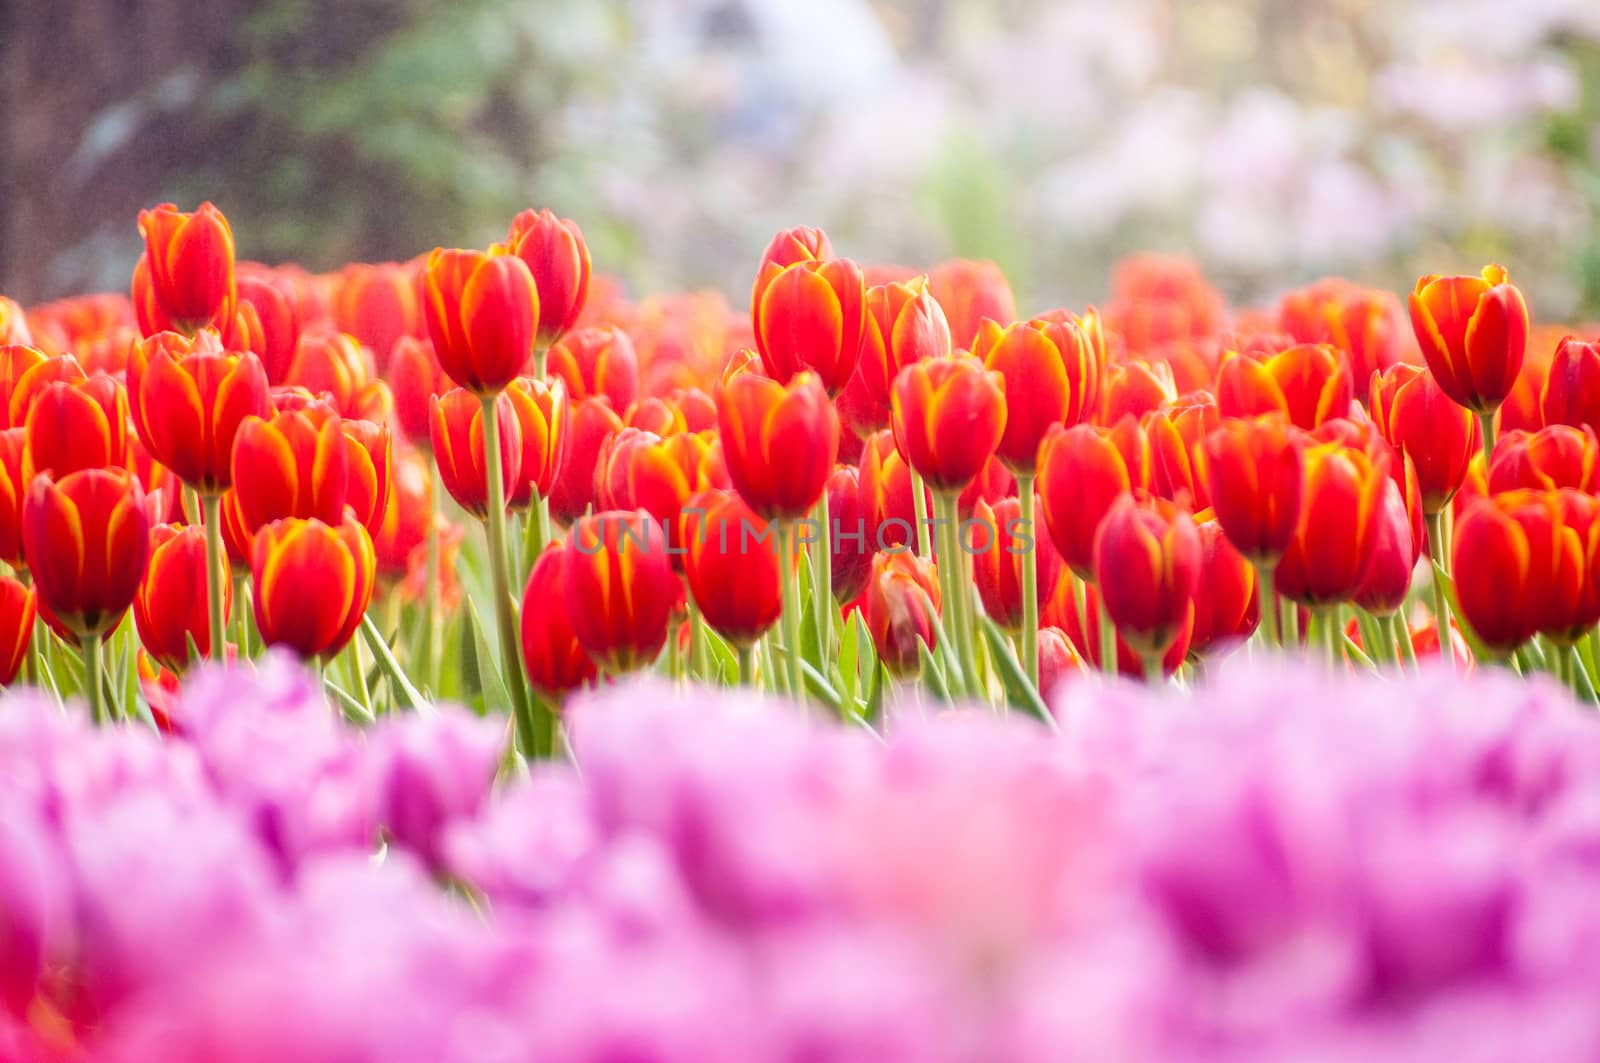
4 0 1600 318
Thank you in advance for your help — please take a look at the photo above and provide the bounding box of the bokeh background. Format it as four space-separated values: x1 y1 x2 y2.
5 0 1600 318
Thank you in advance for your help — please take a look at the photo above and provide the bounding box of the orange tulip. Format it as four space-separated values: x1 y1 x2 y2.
0 299 33 347
853 277 953 429
0 344 47 428
134 202 236 335
1216 345 1352 430
1092 494 1201 660
421 247 539 395
1105 254 1226 354
890 355 1006 494
717 368 838 520
126 330 271 494
826 465 872 605
520 543 598 700
229 402 349 535
975 316 1096 474
927 258 1017 350
504 376 568 511
8 354 88 429
135 523 229 669
429 388 521 520
750 226 834 322
681 488 784 647
970 494 1062 633
0 429 25 566
502 209 591 348
340 418 393 535
1369 363 1478 513
1488 425 1599 493
0 576 34 685
1198 415 1305 566
1408 265 1529 415
564 510 679 673
231 270 303 383
251 514 376 661
22 372 128 481
390 336 450 447
1187 514 1258 659
548 326 639 413
1541 337 1600 434
1452 490 1586 654
753 258 868 395
1144 397 1218 508
1273 442 1389 606
1276 278 1410 390
332 262 420 369
1352 463 1423 618
549 396 624 525
1097 359 1176 425
863 551 941 677
22 467 150 639
1037 423 1136 578
283 328 382 419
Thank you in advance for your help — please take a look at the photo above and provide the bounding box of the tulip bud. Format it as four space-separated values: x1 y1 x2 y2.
283 328 378 419
1144 397 1218 508
135 524 228 669
753 259 868 395
682 489 784 647
0 429 25 567
1276 278 1409 391
390 336 449 447
1054 578 1192 679
332 262 420 369
1351 465 1422 618
1408 265 1530 415
251 514 376 662
422 248 539 395
890 355 1006 494
549 397 624 525
750 227 834 323
0 576 34 686
1187 514 1259 658
970 495 1061 633
22 373 128 481
340 418 393 536
1488 425 1599 493
1037 423 1136 578
0 344 47 428
564 510 679 673
927 259 1016 350
717 369 838 520
1541 337 1600 434
1369 363 1478 513
1273 442 1389 606
230 402 350 537
1036 625 1085 697
1098 359 1176 425
857 429 923 552
1452 490 1581 654
855 277 953 426
864 551 941 677
503 209 591 348
520 543 598 700
1198 416 1305 566
548 326 639 413
429 388 522 520
230 270 303 384
826 466 872 605
134 202 237 335
23 468 150 639
975 316 1096 474
504 376 569 511
1092 495 1201 660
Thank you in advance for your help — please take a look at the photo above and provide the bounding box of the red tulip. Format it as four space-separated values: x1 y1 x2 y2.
1351 465 1422 618
0 344 47 428
750 226 834 322
332 262 420 368
429 388 521 520
969 494 1062 633
22 372 128 481
340 418 393 535
1541 336 1600 433
23 467 151 639
283 328 380 419
564 510 679 673
857 428 924 552
1273 441 1389 606
975 316 1096 474
504 376 569 511
1408 265 1529 415
753 258 868 395
1369 363 1478 513
127 330 271 494
1097 359 1176 425
0 300 33 347
251 514 376 661
1143 396 1217 508
520 544 598 700
1036 626 1086 696
1037 423 1136 578
230 269 303 383
0 429 25 566
390 336 450 446
1055 579 1192 679
717 368 838 520
1092 494 1201 660
826 465 873 604
1277 278 1410 390
1198 415 1305 566
0 576 34 685
1452 490 1586 654
503 209 591 348
682 488 784 647
550 397 624 525
229 401 349 535
421 247 539 395
548 326 639 413
1187 514 1258 658
890 355 1006 494
927 259 1016 350
135 523 229 669
854 277 953 429
864 551 941 677
134 202 236 335
1488 425 1599 493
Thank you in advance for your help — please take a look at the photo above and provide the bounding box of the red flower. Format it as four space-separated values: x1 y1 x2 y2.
251 514 376 661
0 344 47 428
853 276 953 430
890 355 1007 494
1488 425 1599 493
503 376 568 511
750 226 834 321
1037 423 1136 578
682 488 784 647
0 576 34 685
864 551 941 677
1541 336 1600 434
1037 626 1086 696
229 269 303 384
134 202 236 335
1369 363 1478 513
229 401 349 536
563 510 679 673
1408 265 1529 414
422 248 539 395
975 316 1096 474
135 523 229 669
1452 490 1589 654
1198 415 1305 566
22 372 128 481
1187 514 1258 658
970 494 1062 633
927 259 1017 350
502 209 591 348
549 397 624 525
857 428 924 552
753 258 868 395
390 336 450 447
1143 397 1218 508
1276 278 1410 390
1092 494 1201 659
429 388 522 520
23 467 151 639
1098 359 1176 425
0 429 25 566
1273 441 1389 606
520 544 598 700
332 262 420 369
341 418 393 536
1216 344 1352 430
127 330 271 493
283 328 382 419
1352 462 1423 618
548 326 639 413
717 368 838 520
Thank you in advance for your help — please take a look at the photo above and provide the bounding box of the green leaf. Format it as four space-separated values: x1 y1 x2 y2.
917 642 950 701
324 679 375 724
798 660 844 714
980 617 1055 729
838 611 859 702
863 659 885 725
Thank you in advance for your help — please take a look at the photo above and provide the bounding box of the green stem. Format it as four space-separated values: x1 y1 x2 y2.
1070 573 1088 648
480 394 541 757
1096 585 1117 676
200 494 226 661
1017 475 1039 685
811 492 833 665
533 343 548 382
425 461 443 695
83 632 104 725
738 644 754 686
1477 410 1497 469
934 492 983 698
360 613 428 709
232 575 249 659
687 600 707 682
1425 511 1455 671
910 469 932 558
1318 608 1340 664
780 521 807 700
1281 594 1299 648
1567 645 1597 703
1256 562 1278 647
1142 651 1164 685
1356 609 1391 666
1389 614 1418 671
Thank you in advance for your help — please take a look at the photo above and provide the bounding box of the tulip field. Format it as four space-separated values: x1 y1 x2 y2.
6 201 1600 1058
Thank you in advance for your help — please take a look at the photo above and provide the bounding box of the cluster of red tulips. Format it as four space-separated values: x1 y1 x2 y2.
1 202 1597 750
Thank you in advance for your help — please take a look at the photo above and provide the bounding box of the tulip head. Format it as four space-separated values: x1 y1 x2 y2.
1277 278 1409 391
753 259 868 395
502 209 591 348
564 510 679 673
1488 425 1599 493
0 576 34 685
682 488 785 647
22 467 151 639
856 276 953 421
134 202 237 335
1408 265 1530 415
1037 423 1135 578
890 355 1007 495
251 514 376 662
927 259 1017 350
1187 514 1259 659
1198 416 1306 567
230 401 349 536
422 247 539 395
1091 495 1202 659
390 336 449 447
975 317 1095 474
1273 442 1389 606
1369 363 1478 513
548 326 639 413
232 270 303 383
864 551 941 678
429 388 522 521
332 262 420 370
1452 490 1590 654
717 368 838 520
22 372 128 482
520 544 598 701
1541 337 1600 434
504 376 569 511
970 494 1062 633
135 523 229 670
